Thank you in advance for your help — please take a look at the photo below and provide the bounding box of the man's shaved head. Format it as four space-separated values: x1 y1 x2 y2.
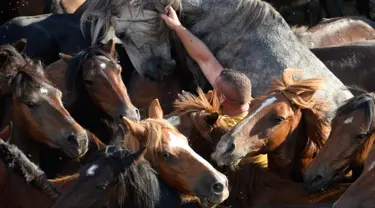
215 68 252 105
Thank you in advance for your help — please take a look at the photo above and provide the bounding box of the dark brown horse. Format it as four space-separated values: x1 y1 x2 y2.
122 99 229 207
332 147 375 208
0 42 89 176
212 69 331 182
51 146 161 208
294 16 375 48
0 139 61 207
304 90 375 192
311 40 375 93
45 40 140 143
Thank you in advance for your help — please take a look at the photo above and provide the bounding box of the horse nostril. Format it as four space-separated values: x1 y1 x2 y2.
67 133 78 146
212 183 224 195
311 174 324 185
225 143 235 155
135 108 140 119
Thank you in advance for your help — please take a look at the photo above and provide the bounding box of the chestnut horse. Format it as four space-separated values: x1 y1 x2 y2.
304 90 375 192
333 147 375 208
213 69 331 182
0 43 89 177
167 88 347 208
122 99 229 207
294 16 375 48
45 40 140 143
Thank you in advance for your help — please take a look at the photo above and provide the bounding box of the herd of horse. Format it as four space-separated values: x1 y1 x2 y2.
2 0 375 207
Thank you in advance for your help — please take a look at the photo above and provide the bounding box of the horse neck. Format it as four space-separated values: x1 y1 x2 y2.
225 163 308 207
267 115 308 182
0 170 53 208
9 118 42 166
182 0 351 109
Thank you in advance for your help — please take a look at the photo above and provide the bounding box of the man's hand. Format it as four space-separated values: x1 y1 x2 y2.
161 6 182 30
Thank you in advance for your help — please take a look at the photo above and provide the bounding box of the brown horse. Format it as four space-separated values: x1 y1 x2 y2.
310 40 375 93
122 99 229 207
293 16 375 48
166 88 346 208
0 42 89 176
304 91 375 192
212 69 331 182
332 147 375 208
0 138 61 207
51 146 162 208
44 40 139 143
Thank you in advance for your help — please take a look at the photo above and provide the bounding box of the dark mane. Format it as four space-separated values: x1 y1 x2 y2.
0 139 60 200
93 145 160 207
65 46 117 93
335 88 375 133
0 44 28 74
0 47 51 98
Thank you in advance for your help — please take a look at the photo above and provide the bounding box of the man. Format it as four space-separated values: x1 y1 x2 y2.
161 6 252 123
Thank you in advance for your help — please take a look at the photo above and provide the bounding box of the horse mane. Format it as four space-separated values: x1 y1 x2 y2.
81 0 173 45
123 118 177 164
0 139 61 200
65 46 117 93
268 69 330 152
99 145 160 207
4 60 51 99
0 44 27 74
335 87 375 134
173 88 237 136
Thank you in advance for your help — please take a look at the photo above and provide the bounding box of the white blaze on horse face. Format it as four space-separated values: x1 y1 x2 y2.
100 63 106 69
167 132 226 179
86 164 99 176
246 96 278 121
344 117 354 124
40 87 49 95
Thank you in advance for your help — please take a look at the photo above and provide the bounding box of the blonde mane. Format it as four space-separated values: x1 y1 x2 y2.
123 118 178 164
173 88 237 132
268 68 330 152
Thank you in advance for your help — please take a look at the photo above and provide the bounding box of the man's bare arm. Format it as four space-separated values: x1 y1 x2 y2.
161 6 223 86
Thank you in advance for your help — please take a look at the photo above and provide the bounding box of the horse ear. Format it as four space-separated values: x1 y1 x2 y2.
0 51 9 69
110 125 125 146
206 90 214 102
122 116 146 138
203 112 219 126
13 38 27 53
35 60 45 76
59 53 73 63
0 121 12 143
149 99 163 119
101 39 116 58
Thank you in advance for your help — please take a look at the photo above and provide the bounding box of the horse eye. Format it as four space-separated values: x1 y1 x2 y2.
356 133 368 140
274 116 285 124
96 184 107 190
25 101 36 109
162 151 172 161
84 80 93 86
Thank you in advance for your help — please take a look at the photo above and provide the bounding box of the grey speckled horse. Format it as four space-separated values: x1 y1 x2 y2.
81 0 352 112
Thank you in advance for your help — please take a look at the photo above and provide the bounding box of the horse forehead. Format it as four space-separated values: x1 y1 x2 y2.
166 131 189 149
86 164 99 176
